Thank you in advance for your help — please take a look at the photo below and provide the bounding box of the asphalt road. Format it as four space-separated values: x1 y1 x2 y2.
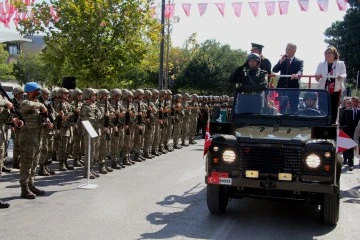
1 139 360 240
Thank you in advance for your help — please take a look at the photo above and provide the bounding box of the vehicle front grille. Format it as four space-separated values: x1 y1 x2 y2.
239 146 302 175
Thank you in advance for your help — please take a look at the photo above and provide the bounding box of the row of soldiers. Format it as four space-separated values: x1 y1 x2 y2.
0 83 233 206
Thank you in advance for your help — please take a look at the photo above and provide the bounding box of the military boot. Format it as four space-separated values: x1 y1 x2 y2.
64 160 74 170
173 144 182 149
20 184 36 199
151 149 160 156
181 141 189 147
28 183 45 196
13 156 20 169
58 161 67 171
98 163 108 174
83 169 95 179
164 144 173 152
73 158 83 167
139 153 146 161
91 167 100 178
189 139 197 144
143 152 153 159
38 164 50 176
45 165 55 175
159 146 168 154
123 156 132 166
105 162 113 172
133 153 142 162
0 200 10 208
111 160 121 169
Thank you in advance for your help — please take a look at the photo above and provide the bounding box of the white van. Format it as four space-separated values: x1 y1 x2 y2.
0 81 21 99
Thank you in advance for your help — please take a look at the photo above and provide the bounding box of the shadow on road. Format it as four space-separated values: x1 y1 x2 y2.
140 183 336 240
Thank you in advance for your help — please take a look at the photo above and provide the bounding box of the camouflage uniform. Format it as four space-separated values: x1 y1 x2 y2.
71 88 84 167
0 98 11 175
143 90 155 159
11 86 24 169
158 90 168 154
181 93 190 146
132 89 147 162
172 94 183 149
151 89 162 156
188 94 200 144
122 90 136 165
163 90 174 152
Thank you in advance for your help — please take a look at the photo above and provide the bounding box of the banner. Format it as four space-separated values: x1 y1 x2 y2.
298 0 309 11
248 2 260 17
182 3 191 17
278 1 289 15
317 0 329 11
215 3 225 17
336 0 348 11
164 4 175 18
198 3 208 16
231 2 242 17
265 1 276 16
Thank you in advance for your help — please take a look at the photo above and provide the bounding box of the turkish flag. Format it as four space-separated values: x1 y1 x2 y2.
215 3 225 17
336 0 348 11
164 4 175 18
203 119 212 157
248 2 259 17
182 3 191 17
298 0 309 11
265 1 276 16
337 129 357 153
278 1 289 15
231 2 242 17
317 0 329 12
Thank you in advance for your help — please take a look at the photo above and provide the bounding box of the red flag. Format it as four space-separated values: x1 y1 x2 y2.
336 0 348 11
25 0 31 7
4 0 9 13
182 3 191 17
0 3 4 15
248 2 259 17
317 0 329 12
297 0 309 11
198 3 207 16
265 1 276 16
203 119 212 157
231 2 242 17
278 1 289 15
215 3 225 17
164 4 175 18
337 129 357 153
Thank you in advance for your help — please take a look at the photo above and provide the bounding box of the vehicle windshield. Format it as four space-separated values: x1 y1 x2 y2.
234 88 330 118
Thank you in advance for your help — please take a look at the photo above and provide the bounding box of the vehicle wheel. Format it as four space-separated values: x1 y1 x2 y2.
321 193 339 225
207 184 229 214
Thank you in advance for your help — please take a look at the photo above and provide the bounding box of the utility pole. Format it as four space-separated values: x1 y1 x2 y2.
159 0 165 90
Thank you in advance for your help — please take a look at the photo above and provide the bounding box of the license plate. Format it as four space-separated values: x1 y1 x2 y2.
219 178 232 185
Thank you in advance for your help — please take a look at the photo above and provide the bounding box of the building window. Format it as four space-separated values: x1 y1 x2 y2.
7 43 21 56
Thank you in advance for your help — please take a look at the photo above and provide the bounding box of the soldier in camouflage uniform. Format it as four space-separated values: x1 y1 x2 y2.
188 94 200 144
0 94 13 174
151 89 162 156
80 88 102 179
109 88 125 169
71 88 84 167
181 93 190 146
96 89 114 174
50 89 60 162
163 89 174 152
19 82 50 199
122 90 136 165
143 90 155 159
55 88 78 171
133 89 147 162
38 88 56 176
11 86 25 169
172 94 183 149
158 90 168 154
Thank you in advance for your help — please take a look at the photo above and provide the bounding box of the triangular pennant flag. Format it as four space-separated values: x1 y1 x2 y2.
164 4 175 18
278 1 289 15
198 3 208 16
297 0 309 11
4 0 9 13
203 118 212 157
337 129 357 153
0 3 4 15
317 0 329 12
215 3 225 17
249 2 260 17
182 3 191 17
21 11 28 21
231 2 242 17
25 0 31 7
336 0 348 11
265 1 276 16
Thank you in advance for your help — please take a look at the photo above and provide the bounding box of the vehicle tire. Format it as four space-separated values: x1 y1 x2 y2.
321 193 339 225
207 184 229 214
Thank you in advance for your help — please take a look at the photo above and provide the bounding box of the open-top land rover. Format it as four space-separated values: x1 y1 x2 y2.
206 88 341 225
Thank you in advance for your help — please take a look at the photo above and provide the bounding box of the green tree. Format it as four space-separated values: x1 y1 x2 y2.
325 1 360 85
15 0 160 88
0 44 15 81
13 53 49 85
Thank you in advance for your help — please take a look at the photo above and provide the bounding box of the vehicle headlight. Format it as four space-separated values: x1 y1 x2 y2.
305 154 321 168
222 150 236 163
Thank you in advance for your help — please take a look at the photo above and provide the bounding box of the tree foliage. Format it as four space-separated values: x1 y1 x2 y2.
324 1 360 85
0 44 15 81
14 0 160 88
12 53 49 85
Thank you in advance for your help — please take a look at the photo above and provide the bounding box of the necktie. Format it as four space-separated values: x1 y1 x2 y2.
353 108 357 120
286 59 291 73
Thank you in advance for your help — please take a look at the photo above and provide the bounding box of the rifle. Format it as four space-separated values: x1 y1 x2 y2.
104 100 110 127
56 101 63 130
125 99 131 135
137 101 143 135
73 98 79 123
171 97 175 124
114 100 120 137
38 96 55 124
158 100 163 129
0 83 29 130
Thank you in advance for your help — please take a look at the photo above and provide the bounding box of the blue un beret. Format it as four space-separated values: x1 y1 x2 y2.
24 82 40 93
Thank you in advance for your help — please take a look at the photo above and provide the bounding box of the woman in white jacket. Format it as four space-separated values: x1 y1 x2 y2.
315 46 347 123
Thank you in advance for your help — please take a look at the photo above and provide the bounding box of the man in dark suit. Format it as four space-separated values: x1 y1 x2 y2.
273 43 304 114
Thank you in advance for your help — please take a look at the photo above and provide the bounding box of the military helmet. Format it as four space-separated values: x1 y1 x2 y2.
134 89 145 97
159 89 167 96
182 93 190 99
13 86 24 95
71 88 83 98
303 92 317 100
110 88 122 98
40 88 50 95
122 89 133 98
175 93 182 100
57 87 69 97
166 89 172 95
97 89 110 97
83 88 97 99
191 94 199 99
247 53 261 63
151 89 159 95
144 89 152 97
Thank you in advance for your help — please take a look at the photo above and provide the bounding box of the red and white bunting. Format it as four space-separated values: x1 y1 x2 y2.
164 4 175 18
337 129 357 153
298 0 310 11
25 0 31 7
265 1 276 16
182 3 191 17
278 1 289 15
4 0 9 13
215 3 225 17
198 3 208 16
0 2 4 15
21 11 28 21
13 11 20 28
231 2 242 17
203 118 212 157
336 0 348 11
317 0 329 11
249 2 259 17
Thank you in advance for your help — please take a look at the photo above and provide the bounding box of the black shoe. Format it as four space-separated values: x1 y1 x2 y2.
111 161 121 169
2 166 11 173
0 200 10 209
349 166 354 171
29 185 46 196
